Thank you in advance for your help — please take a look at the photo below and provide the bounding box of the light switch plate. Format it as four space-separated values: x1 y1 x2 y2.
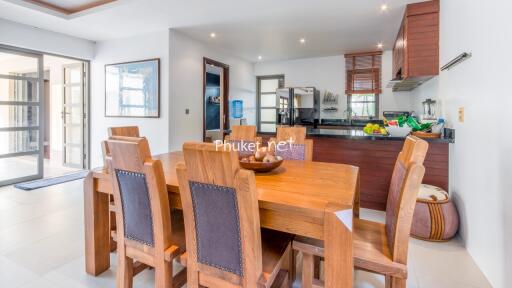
458 107 464 122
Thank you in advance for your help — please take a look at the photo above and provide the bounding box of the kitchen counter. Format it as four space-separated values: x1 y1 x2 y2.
257 126 453 210
259 127 455 143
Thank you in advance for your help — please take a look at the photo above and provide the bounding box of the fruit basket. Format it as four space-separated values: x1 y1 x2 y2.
239 157 283 172
239 147 284 173
412 131 441 138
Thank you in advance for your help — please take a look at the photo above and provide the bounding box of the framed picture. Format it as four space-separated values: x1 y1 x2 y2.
105 58 160 118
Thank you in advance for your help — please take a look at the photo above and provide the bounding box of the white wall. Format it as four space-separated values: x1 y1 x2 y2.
409 0 512 287
90 30 170 167
169 30 255 151
0 18 95 60
254 51 413 120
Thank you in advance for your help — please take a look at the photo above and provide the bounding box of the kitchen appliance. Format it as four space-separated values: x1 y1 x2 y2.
421 98 437 121
276 87 320 127
382 111 411 121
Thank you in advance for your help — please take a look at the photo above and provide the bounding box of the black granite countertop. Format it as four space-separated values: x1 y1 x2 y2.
260 127 455 143
307 128 455 143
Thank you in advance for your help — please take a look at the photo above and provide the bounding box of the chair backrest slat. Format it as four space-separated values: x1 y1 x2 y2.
385 136 428 264
225 126 262 157
176 142 263 287
108 126 140 138
229 125 257 141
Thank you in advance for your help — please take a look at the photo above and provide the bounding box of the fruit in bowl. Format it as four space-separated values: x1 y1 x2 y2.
240 147 283 172
363 123 388 135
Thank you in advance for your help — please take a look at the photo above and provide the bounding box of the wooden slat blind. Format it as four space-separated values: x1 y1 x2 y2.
345 52 382 95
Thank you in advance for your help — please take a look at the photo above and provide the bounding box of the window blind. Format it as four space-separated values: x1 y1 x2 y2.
345 52 382 95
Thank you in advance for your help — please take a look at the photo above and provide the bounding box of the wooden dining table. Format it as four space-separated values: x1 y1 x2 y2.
84 151 360 287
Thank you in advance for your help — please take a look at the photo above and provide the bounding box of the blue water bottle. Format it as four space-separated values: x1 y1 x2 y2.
232 100 243 119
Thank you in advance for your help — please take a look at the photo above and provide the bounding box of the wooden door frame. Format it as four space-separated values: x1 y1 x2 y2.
203 57 229 142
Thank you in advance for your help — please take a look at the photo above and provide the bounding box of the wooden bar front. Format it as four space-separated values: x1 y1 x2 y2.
259 134 449 211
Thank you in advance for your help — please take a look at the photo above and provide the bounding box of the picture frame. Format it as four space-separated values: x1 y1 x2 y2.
105 58 160 118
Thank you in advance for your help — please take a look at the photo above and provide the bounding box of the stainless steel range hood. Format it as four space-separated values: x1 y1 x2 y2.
387 76 434 92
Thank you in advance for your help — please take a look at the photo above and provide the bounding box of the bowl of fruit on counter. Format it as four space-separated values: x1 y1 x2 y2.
385 116 440 138
239 147 284 173
363 123 388 136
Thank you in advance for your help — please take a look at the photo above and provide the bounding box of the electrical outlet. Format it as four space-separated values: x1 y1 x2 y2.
458 107 464 122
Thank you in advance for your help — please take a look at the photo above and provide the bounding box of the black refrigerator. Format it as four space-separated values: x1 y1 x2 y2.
276 87 320 127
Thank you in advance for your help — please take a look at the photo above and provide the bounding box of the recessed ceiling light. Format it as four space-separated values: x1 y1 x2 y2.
377 42 383 49
258 55 262 60
300 38 306 44
210 32 216 38
380 4 388 12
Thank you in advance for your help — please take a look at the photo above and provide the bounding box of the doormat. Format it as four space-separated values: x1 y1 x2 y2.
14 170 89 190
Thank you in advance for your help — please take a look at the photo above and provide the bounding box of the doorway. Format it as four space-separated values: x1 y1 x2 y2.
0 45 89 186
203 57 229 142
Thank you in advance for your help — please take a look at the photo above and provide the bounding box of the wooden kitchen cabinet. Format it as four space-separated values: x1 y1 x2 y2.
392 0 439 88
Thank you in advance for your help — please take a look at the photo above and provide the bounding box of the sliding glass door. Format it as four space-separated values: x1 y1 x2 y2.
0 47 43 186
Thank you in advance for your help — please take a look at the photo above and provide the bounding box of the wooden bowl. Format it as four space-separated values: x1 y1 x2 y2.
412 131 441 138
239 158 284 173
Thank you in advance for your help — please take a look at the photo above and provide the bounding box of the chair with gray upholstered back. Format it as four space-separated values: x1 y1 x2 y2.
269 126 313 161
107 137 186 288
102 127 141 253
176 142 294 287
224 125 262 157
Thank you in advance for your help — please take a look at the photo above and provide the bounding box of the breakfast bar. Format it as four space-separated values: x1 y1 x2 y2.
261 128 454 210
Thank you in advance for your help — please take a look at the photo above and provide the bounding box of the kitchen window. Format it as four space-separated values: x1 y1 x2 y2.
345 52 382 119
348 93 378 118
256 75 284 132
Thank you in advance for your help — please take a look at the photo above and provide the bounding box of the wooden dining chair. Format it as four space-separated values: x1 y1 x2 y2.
269 126 313 161
102 126 141 252
224 125 262 156
293 136 428 288
107 137 187 288
108 126 140 137
176 142 294 287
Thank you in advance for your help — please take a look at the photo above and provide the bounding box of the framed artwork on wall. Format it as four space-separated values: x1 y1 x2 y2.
105 58 160 118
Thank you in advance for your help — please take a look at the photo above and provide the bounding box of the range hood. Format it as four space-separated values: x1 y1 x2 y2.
387 76 433 92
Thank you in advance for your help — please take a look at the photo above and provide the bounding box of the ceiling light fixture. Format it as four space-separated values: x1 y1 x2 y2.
210 32 216 38
258 56 263 60
300 38 306 44
380 4 388 12
377 42 383 49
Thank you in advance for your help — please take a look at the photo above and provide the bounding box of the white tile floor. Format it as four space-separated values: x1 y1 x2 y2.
0 180 492 288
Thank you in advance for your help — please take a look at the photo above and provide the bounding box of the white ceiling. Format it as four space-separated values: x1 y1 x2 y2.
0 0 419 62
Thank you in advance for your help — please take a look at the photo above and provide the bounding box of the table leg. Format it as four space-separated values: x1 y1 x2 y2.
84 172 111 275
323 203 353 288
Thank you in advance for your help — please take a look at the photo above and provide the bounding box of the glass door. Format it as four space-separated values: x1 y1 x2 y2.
0 47 43 186
62 63 84 168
